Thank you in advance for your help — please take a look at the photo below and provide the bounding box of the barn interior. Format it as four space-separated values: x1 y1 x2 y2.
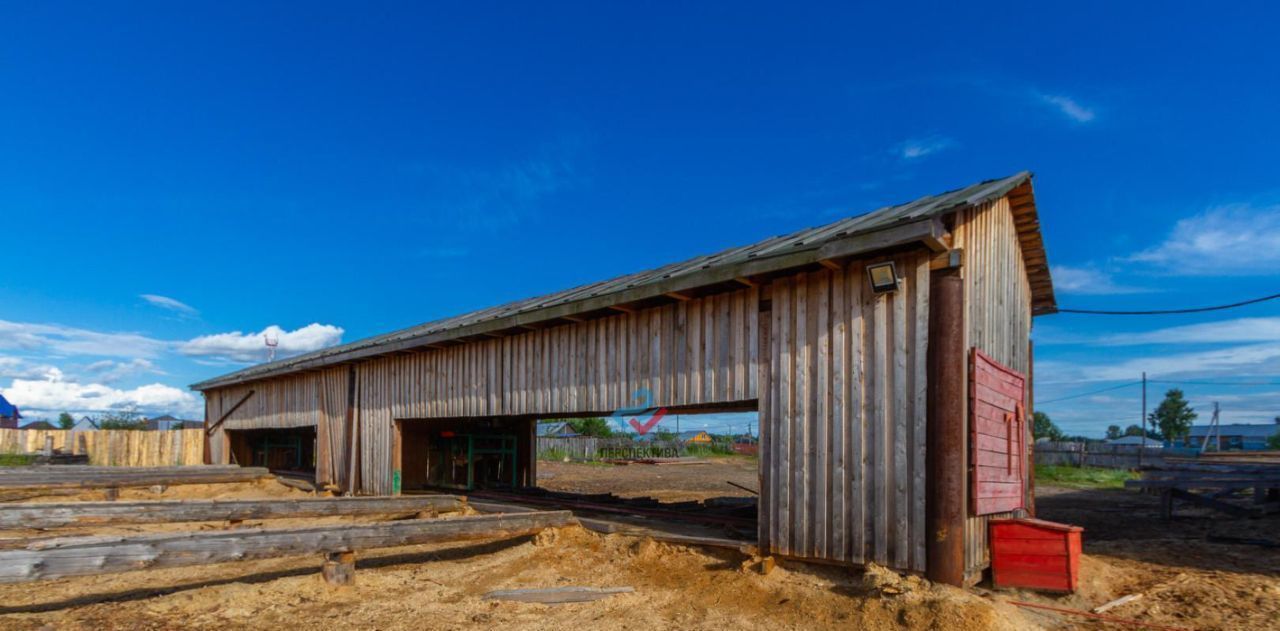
395 417 535 493
225 427 316 476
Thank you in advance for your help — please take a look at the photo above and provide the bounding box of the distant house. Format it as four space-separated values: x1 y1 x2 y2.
20 420 55 430
1177 422 1280 451
0 394 21 429
536 421 578 438
143 415 203 431
676 430 712 445
1105 435 1162 447
71 416 99 431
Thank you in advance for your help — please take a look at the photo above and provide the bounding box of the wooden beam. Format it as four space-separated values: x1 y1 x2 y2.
0 466 272 491
483 586 634 603
664 291 694 301
733 277 759 288
322 551 356 586
0 511 576 583
205 389 255 436
608 304 637 315
929 248 964 271
0 495 466 529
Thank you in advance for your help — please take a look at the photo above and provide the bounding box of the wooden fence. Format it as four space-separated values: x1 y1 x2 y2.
1034 441 1167 469
537 437 600 461
536 436 741 461
0 429 204 466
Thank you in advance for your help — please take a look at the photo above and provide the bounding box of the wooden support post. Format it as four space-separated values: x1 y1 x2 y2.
321 551 356 586
926 269 965 587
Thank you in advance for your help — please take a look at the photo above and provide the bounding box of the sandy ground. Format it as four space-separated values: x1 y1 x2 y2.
0 468 1272 629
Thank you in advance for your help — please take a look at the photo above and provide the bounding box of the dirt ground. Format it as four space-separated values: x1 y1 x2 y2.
0 469 1273 630
537 457 759 502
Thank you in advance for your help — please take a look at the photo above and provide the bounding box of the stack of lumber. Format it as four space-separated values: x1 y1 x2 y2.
0 510 576 583
0 495 466 529
0 465 271 491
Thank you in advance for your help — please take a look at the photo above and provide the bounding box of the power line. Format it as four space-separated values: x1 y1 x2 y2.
1148 379 1280 387
1038 377 1280 407
1057 290 1280 315
1037 381 1142 405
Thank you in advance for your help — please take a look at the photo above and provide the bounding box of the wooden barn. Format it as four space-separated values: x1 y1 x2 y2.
192 171 1055 585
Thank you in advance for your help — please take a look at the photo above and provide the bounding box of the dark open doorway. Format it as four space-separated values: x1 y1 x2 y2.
395 417 535 494
225 426 316 477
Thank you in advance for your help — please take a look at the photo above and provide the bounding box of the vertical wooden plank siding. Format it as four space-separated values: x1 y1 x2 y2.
342 290 758 494
953 196 1034 575
761 253 929 572
204 366 349 487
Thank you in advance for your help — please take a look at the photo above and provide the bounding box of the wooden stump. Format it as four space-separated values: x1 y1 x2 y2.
321 551 356 586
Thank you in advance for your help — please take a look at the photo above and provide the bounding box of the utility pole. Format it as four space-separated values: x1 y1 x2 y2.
1139 372 1147 468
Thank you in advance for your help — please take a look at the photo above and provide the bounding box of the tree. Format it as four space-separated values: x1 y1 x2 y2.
1267 431 1280 451
1032 411 1064 441
98 407 146 431
566 417 614 438
1149 389 1197 442
57 412 75 430
1105 425 1122 440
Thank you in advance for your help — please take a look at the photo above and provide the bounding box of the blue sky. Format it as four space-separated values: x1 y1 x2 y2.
2 2 1278 436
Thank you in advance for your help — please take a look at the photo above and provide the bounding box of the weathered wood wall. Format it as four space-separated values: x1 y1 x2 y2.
0 429 204 466
760 251 930 572
206 366 349 488
952 194 1035 575
354 288 759 494
204 289 760 496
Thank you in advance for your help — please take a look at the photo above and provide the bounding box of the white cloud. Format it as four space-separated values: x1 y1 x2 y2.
895 136 955 160
0 357 60 381
1055 342 1280 382
1097 317 1280 346
1 371 200 417
1129 203 1280 275
1050 265 1149 295
0 320 168 359
84 358 161 383
1037 93 1096 123
140 294 199 317
179 323 344 363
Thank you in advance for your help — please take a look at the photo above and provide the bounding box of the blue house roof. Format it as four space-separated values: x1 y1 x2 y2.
1188 423 1279 439
0 394 19 419
536 422 578 437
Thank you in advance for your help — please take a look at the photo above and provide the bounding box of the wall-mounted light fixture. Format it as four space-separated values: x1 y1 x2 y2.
866 261 900 294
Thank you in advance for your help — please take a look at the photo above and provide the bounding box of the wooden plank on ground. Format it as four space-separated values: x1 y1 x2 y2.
0 495 465 529
0 510 574 583
0 467 271 491
483 586 634 604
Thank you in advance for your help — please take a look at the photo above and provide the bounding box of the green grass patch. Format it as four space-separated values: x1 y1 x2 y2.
1035 464 1138 489
0 453 37 467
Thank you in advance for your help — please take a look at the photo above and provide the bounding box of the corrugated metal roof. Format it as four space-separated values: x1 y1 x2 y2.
193 171 1051 390
1188 423 1280 439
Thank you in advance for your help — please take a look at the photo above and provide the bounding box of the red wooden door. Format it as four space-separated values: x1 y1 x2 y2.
970 349 1027 515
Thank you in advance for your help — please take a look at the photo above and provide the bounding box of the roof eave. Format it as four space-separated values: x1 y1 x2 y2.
192 216 951 391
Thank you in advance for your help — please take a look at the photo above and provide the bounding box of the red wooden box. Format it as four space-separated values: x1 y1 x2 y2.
989 518 1082 593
